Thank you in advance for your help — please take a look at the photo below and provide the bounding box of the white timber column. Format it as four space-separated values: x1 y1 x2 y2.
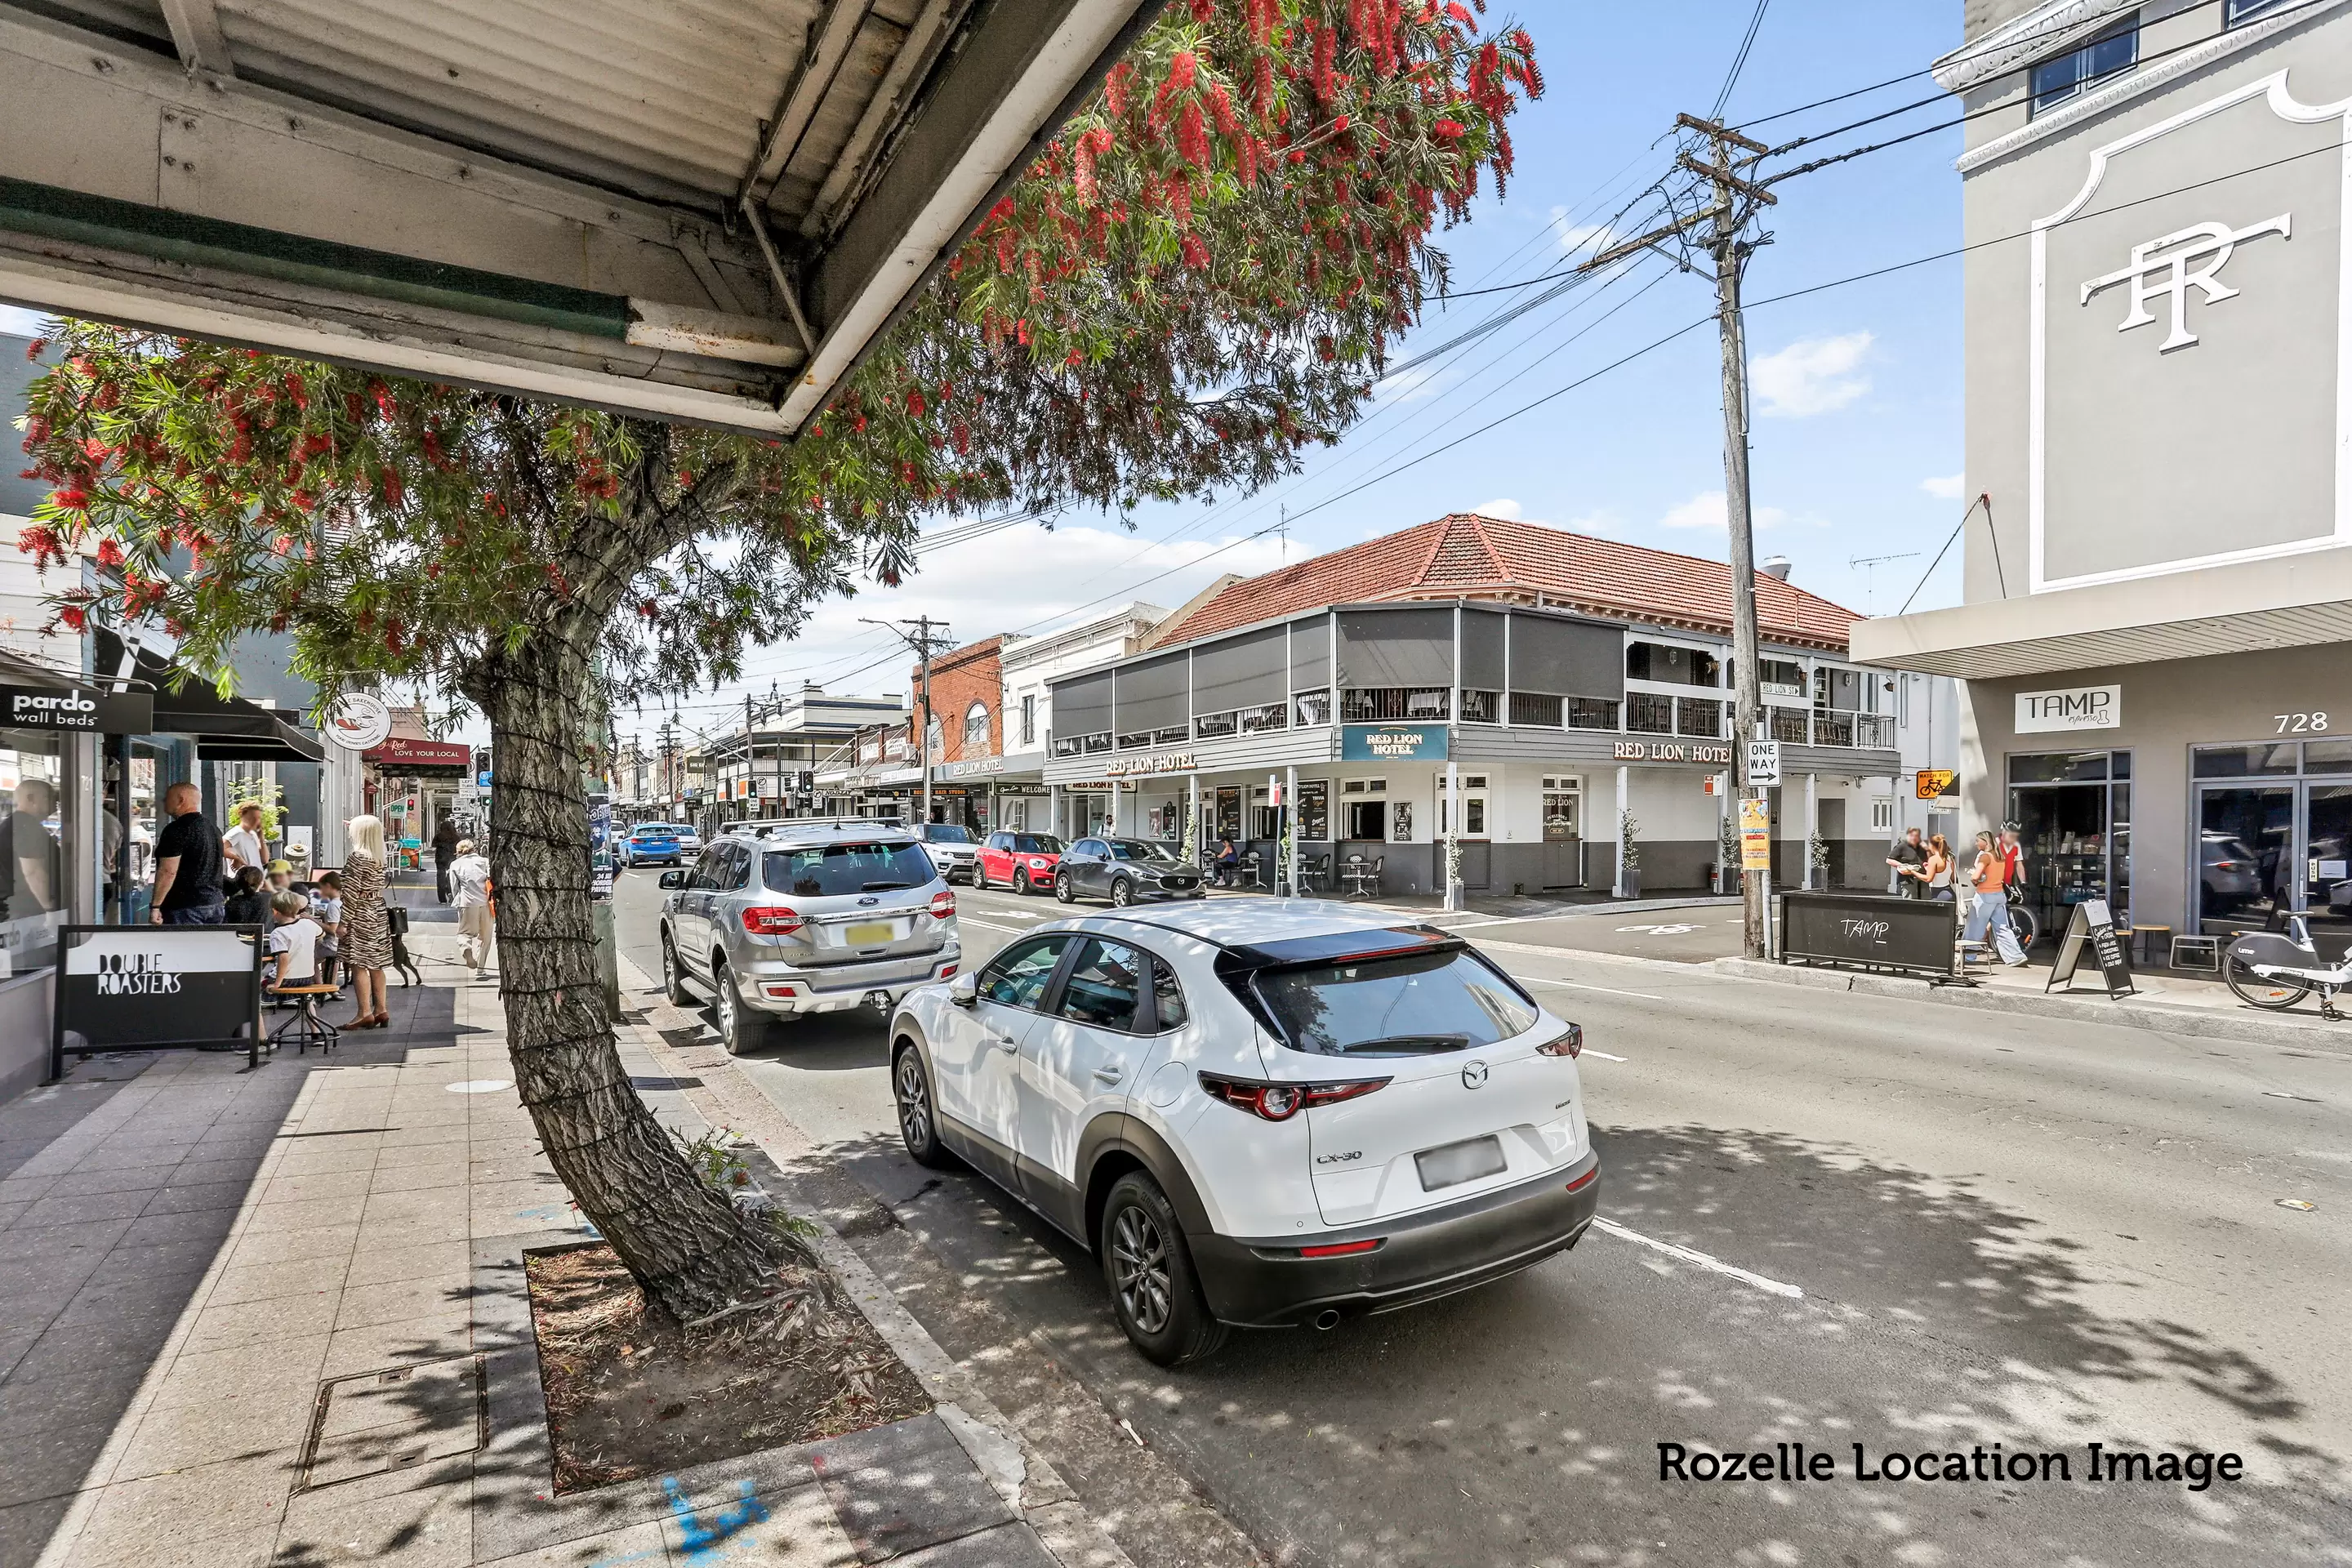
1444 760 1461 911
1803 772 1819 891
1613 764 1629 898
1049 783 1060 840
1285 764 1298 897
1188 773 1200 870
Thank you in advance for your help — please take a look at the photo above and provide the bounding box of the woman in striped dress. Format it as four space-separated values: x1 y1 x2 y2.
341 814 393 1028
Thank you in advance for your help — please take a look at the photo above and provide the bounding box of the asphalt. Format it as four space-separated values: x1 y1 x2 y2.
612 868 2352 1567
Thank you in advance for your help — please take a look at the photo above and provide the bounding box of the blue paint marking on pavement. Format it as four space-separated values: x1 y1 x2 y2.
662 1476 771 1566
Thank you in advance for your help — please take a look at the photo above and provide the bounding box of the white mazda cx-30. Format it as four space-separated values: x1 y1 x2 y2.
886 900 1599 1364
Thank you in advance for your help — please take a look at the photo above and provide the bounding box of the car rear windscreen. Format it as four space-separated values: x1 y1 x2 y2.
1010 835 1064 853
1250 948 1538 1056
764 843 936 896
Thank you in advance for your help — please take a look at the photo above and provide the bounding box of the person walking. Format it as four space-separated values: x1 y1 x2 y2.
431 815 461 904
1885 826 1927 898
149 782 226 924
448 838 495 979
340 814 394 1027
1963 829 2026 965
224 800 268 879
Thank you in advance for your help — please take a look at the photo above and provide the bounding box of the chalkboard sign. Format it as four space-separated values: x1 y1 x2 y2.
2046 898 2136 998
1779 891 1959 980
51 925 265 1078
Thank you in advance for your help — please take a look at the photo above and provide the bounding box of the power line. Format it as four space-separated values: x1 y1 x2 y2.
1712 0 1773 120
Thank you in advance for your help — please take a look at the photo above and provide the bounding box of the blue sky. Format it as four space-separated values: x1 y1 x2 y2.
635 1 1976 746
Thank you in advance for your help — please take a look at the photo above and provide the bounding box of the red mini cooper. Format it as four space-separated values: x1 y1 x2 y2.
975 831 1065 894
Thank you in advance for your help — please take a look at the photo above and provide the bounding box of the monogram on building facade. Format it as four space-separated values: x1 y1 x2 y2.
2079 214 2291 352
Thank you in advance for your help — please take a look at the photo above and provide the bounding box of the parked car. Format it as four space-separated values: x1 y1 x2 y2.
1054 837 1206 906
976 831 1066 894
658 822 960 1054
920 822 981 884
885 901 1597 1365
620 822 699 867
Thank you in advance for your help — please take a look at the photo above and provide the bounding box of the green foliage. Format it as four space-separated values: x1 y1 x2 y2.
1619 808 1641 871
13 2 1540 714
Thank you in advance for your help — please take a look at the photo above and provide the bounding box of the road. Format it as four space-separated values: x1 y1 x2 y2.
611 869 2352 1566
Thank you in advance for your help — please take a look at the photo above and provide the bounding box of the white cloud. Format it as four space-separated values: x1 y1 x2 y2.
1549 206 1619 260
1919 472 1966 501
1470 498 1522 521
1750 331 1874 418
1658 491 1793 532
1374 363 1454 403
0 305 48 339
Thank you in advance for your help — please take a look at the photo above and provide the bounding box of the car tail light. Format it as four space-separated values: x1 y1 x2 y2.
1565 1168 1597 1194
1537 1024 1583 1058
929 889 956 920
741 906 805 935
1298 1238 1383 1258
1197 1073 1391 1121
938 964 957 979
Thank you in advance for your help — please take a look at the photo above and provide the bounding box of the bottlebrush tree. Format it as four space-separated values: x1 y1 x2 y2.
18 0 1539 1322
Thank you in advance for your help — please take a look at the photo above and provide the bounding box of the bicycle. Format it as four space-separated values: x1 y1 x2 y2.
2224 915 2348 1018
2004 886 2039 949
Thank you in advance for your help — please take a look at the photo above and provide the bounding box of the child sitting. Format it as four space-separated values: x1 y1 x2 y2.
308 871 343 987
265 890 323 995
224 864 271 926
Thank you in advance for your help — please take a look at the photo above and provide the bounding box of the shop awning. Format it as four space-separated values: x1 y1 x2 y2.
93 629 324 761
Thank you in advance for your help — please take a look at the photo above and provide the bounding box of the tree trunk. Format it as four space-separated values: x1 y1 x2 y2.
472 613 779 1323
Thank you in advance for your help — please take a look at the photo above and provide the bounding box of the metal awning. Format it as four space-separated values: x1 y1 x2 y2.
93 629 323 760
0 0 1161 433
1848 547 2352 680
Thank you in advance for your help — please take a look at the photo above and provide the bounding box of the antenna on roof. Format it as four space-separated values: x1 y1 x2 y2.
1278 503 1289 568
1846 551 1916 614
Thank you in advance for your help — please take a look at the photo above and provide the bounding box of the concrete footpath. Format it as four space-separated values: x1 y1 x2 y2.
0 931 1146 1568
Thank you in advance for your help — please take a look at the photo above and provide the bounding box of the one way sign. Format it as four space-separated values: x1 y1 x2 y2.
1745 740 1781 786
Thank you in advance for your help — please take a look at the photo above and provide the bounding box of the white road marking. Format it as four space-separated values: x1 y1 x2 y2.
1582 1049 1629 1062
1516 975 1664 1001
1592 1218 1805 1298
1615 923 1696 935
959 917 1031 933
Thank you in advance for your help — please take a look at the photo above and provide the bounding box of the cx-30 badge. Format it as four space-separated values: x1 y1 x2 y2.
1461 1060 1490 1089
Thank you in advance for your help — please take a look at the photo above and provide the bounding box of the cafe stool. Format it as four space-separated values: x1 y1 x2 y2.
269 985 342 1054
2130 924 2172 966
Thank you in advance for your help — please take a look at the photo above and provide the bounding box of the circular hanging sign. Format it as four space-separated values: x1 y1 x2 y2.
327 693 393 751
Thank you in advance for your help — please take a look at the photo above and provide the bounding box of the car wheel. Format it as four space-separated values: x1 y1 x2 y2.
892 1042 956 1169
973 865 990 892
1099 1173 1227 1365
662 931 692 1006
1111 877 1135 908
1014 870 1032 895
712 960 771 1057
1054 871 1076 904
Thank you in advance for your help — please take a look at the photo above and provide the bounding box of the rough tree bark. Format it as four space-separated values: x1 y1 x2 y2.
461 452 782 1324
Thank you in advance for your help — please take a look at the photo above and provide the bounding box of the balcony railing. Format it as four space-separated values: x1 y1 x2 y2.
1459 689 1500 724
1341 688 1451 722
1676 698 1722 738
1627 693 1674 734
1771 708 1810 744
1567 697 1620 730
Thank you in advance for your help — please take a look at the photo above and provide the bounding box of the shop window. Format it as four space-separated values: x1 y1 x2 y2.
1870 798 1895 833
1299 781 1329 841
2010 751 2112 783
1345 799 1387 840
1253 804 1281 839
0 734 70 975
2190 745 2296 779
2305 738 2352 773
1343 777 1386 795
1541 782 1579 843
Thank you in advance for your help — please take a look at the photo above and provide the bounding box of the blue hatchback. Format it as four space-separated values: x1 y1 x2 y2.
621 822 700 867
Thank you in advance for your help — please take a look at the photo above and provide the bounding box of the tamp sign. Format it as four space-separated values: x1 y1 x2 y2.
2016 684 2121 733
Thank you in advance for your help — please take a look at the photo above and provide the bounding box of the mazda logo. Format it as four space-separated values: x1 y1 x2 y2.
1461 1060 1489 1089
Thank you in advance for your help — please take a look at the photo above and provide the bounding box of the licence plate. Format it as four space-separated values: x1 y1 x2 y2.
1414 1134 1507 1192
844 921 897 947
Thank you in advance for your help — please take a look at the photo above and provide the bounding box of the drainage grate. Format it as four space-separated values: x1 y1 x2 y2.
298 1354 487 1492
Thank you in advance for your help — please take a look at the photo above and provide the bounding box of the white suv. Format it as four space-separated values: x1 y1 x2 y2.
886 901 1598 1364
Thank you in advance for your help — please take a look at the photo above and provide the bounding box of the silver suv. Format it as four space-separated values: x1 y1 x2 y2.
657 821 961 1054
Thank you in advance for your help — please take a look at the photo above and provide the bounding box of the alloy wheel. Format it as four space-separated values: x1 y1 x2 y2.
1112 879 1134 907
1109 1205 1174 1334
895 1050 931 1152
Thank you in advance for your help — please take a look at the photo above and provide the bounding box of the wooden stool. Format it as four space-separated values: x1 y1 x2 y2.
2130 924 2172 965
269 985 342 1054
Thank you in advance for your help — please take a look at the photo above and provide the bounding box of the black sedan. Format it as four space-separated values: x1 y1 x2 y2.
1052 836 1208 906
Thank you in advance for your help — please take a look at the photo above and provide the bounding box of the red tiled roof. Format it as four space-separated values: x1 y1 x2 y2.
1144 514 1861 652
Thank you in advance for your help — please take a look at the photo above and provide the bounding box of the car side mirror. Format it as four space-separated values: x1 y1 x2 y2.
948 972 979 1008
658 869 687 890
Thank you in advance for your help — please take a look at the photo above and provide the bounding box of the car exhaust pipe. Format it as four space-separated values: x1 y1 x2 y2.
1312 1309 1341 1331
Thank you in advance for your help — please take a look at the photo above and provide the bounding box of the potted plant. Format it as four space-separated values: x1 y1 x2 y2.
1717 813 1739 894
1809 828 1831 889
1618 808 1642 898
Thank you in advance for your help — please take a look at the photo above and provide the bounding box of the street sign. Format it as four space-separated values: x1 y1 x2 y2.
1746 740 1781 786
1739 797 1772 871
1915 768 1957 800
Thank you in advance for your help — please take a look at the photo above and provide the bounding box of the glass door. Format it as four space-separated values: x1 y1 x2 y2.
2300 783 2352 961
2195 786 2293 936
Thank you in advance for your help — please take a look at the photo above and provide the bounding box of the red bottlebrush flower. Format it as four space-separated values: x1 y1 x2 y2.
58 605 84 631
1334 113 1351 133
1314 25 1337 100
82 437 109 461
639 600 657 618
269 612 287 633
1189 0 1211 20
906 390 927 417
1104 61 1133 118
52 487 88 510
283 372 307 409
372 383 397 421
1288 148 1307 164
24 339 44 361
1432 118 1467 138
95 537 124 568
1178 100 1210 167
1207 81 1241 136
381 470 403 507
1181 233 1210 270
425 562 443 580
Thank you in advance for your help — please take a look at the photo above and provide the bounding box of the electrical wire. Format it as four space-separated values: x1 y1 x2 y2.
1713 0 1774 120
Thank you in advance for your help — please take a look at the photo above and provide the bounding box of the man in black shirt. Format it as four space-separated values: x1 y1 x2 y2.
0 777 60 921
1885 826 1927 899
151 782 226 924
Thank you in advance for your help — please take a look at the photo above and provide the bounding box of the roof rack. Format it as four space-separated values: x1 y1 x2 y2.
726 816 910 838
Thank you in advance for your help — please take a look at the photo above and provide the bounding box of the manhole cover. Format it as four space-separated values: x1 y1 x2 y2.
300 1355 485 1491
